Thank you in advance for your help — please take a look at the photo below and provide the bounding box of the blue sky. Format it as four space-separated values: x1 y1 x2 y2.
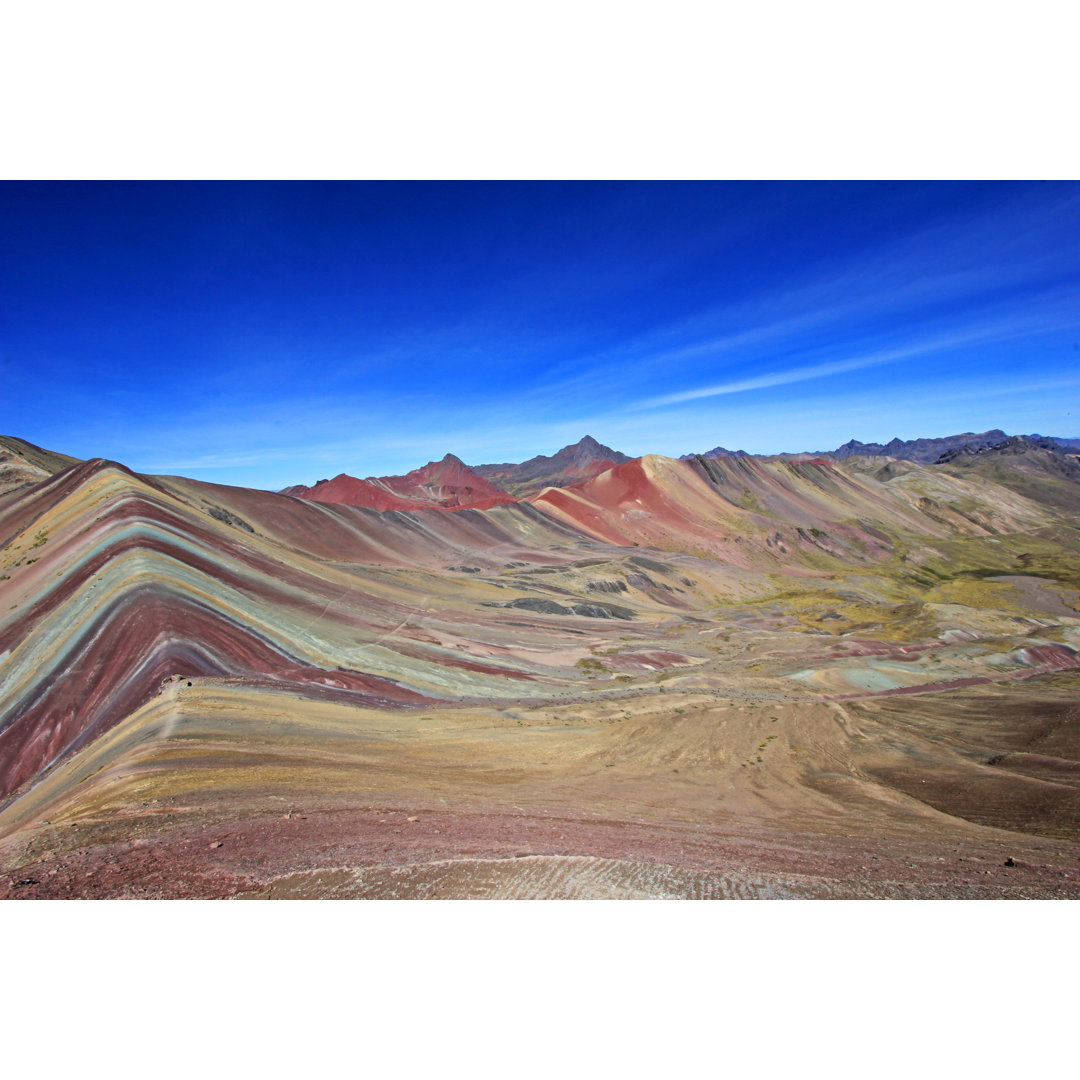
2 181 1078 489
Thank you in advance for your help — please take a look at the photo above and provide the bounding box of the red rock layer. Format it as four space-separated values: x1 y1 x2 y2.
0 458 587 801
287 454 515 511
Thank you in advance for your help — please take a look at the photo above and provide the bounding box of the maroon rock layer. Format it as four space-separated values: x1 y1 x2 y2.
284 454 515 511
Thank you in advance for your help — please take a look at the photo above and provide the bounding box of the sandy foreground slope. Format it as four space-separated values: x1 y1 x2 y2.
2 444 1079 898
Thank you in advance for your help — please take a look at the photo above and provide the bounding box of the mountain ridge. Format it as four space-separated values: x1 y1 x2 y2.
8 428 1080 508
681 430 1080 464
4 430 1080 898
473 435 631 498
282 452 515 511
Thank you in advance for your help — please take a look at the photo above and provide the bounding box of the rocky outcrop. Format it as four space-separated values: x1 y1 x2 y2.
493 597 634 619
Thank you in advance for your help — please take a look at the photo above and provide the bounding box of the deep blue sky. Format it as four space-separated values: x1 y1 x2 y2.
2 181 1078 489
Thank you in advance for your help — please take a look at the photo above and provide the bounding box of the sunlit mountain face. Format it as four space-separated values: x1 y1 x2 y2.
2 427 1080 898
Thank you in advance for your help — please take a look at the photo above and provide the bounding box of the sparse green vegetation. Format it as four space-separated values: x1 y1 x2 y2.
575 657 606 674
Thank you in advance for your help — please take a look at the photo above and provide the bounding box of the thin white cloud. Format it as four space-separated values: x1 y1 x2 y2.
638 352 897 408
632 314 1080 411
520 189 1080 416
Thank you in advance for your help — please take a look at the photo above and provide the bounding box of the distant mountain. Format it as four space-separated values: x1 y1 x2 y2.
284 453 515 511
934 434 1080 512
935 434 1064 463
1030 434 1080 452
473 435 630 498
280 429 1080 512
821 430 1080 464
680 446 751 461
528 450 1008 561
825 430 1009 464
679 430 1037 464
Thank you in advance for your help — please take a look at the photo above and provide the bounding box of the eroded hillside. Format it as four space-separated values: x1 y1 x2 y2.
2 442 1079 898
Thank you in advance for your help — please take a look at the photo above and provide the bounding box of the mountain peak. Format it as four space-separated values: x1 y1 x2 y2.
554 436 629 466
471 436 630 497
681 445 750 461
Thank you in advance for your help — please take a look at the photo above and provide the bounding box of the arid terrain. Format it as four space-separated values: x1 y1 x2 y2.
2 433 1079 899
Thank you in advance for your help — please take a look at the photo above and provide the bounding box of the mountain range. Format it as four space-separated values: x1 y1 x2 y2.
679 446 751 461
682 429 1080 465
2 426 1080 899
278 430 1080 514
280 453 515 511
473 435 630 498
280 436 631 510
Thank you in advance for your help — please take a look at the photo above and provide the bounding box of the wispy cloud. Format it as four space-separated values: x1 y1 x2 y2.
514 188 1080 417
631 314 1079 411
636 353 897 408
12 184 1077 488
